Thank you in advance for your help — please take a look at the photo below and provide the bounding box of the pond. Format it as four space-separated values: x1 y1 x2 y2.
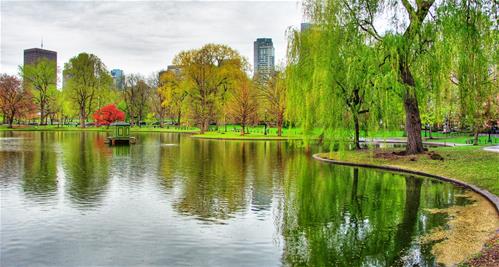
0 131 497 266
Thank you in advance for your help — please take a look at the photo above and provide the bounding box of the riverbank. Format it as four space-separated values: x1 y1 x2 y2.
315 146 499 197
190 131 303 140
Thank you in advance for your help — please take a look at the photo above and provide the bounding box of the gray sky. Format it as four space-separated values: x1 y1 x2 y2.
1 0 304 78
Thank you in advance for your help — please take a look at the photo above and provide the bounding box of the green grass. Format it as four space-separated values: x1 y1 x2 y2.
191 131 303 140
192 125 309 140
319 146 499 195
0 125 199 133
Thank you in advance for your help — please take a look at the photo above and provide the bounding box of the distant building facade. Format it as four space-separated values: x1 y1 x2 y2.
301 23 312 32
167 65 181 76
253 38 275 77
111 69 125 90
23 48 57 81
24 48 57 66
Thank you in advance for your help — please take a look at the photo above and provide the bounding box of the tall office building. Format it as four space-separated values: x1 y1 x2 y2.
24 48 57 66
167 65 181 76
301 23 312 32
23 48 57 80
111 69 125 90
253 38 275 77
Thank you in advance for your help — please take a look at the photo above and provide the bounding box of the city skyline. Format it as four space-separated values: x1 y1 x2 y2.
1 1 303 77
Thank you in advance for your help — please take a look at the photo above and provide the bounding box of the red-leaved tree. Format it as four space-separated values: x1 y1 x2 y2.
92 104 125 126
0 74 36 128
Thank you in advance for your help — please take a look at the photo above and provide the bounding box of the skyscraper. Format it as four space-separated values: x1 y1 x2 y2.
301 23 312 32
23 48 57 79
253 38 275 77
167 65 181 76
111 69 125 90
24 48 57 66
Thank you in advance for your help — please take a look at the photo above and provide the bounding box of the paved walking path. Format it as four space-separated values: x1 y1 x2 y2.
360 138 471 147
483 145 499 153
361 138 499 152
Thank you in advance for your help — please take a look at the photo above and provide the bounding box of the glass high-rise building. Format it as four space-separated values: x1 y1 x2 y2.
253 38 275 77
111 69 125 90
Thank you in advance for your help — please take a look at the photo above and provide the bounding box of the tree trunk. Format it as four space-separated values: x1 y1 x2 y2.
241 123 245 136
200 119 208 134
353 114 361 149
429 124 433 139
400 58 424 154
177 110 181 127
79 106 86 128
473 128 479 146
403 93 424 154
277 112 283 137
8 113 14 128
40 101 46 125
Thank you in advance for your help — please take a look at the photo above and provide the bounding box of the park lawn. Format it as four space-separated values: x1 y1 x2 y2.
0 125 109 132
318 145 499 196
0 125 199 133
191 131 304 140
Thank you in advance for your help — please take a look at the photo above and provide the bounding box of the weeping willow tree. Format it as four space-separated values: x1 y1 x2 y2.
288 0 448 154
441 0 498 145
287 1 397 150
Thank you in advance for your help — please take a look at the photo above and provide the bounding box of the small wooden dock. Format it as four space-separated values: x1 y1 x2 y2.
105 136 136 145
105 122 136 146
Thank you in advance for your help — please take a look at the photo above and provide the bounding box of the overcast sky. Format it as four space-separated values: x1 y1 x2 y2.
1 0 304 78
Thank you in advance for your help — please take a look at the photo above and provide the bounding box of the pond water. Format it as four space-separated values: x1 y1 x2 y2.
0 131 495 266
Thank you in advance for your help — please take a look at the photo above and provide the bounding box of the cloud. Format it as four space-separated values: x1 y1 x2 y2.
1 0 303 78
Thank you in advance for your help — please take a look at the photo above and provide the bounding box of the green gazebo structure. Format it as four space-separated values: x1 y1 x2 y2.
105 122 136 145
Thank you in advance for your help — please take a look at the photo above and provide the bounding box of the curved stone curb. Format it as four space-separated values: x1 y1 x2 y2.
312 153 499 215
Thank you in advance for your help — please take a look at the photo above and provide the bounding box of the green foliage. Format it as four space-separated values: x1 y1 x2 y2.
19 58 58 124
172 44 248 132
287 0 498 150
63 53 113 126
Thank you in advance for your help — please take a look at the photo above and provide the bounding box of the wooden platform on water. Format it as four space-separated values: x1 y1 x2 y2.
105 136 136 145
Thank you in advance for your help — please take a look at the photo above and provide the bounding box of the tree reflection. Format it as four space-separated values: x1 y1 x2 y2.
62 132 110 208
157 140 289 222
22 132 57 200
280 156 455 266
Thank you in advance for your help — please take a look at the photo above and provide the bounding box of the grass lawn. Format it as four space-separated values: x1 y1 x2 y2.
318 145 499 196
0 125 199 133
191 131 303 140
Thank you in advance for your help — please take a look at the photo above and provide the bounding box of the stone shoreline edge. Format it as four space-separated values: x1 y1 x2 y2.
312 153 499 215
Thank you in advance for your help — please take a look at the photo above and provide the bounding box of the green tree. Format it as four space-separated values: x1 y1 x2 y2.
287 13 390 148
228 76 259 135
292 0 442 154
123 74 151 126
63 53 113 128
173 44 247 133
147 72 169 127
158 70 188 126
20 58 57 125
448 0 498 144
258 69 287 136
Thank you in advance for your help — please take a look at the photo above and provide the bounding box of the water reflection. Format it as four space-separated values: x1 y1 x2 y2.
22 132 58 201
280 156 468 266
61 132 110 208
0 131 495 266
